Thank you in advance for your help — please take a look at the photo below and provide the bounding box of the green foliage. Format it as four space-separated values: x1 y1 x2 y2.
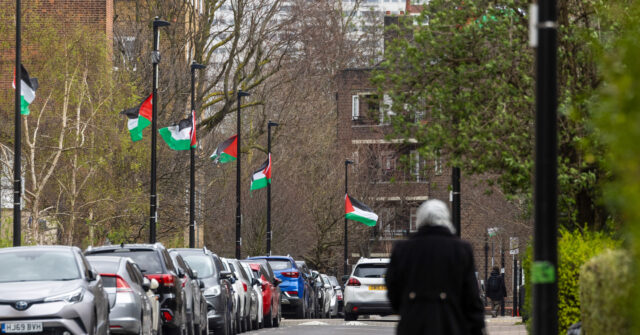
374 0 616 229
522 228 620 333
580 249 632 335
592 1 640 331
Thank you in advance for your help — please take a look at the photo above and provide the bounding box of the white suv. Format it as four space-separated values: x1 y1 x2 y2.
343 258 392 320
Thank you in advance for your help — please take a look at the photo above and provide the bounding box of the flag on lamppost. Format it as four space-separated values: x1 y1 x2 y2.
210 134 238 164
250 154 271 191
159 113 195 151
345 194 378 227
121 94 152 142
12 64 38 116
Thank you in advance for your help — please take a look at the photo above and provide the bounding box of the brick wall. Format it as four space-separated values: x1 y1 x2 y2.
336 67 532 310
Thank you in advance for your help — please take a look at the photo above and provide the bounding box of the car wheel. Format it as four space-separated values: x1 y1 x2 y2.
344 312 357 321
252 315 259 330
92 312 98 335
295 301 305 319
273 303 281 327
264 308 273 328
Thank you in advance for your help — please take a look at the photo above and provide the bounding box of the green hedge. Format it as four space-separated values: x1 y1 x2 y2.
580 249 632 335
523 228 621 333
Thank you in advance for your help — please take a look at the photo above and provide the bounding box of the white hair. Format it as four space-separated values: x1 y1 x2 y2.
416 199 456 234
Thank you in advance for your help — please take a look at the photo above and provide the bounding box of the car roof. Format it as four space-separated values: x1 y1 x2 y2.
86 243 164 253
0 245 78 252
356 257 390 264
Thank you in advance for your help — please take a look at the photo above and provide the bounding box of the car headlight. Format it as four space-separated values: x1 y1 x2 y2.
44 288 84 304
204 285 221 297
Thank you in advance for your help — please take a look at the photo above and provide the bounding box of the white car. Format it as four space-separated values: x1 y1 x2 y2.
221 258 251 333
343 258 392 320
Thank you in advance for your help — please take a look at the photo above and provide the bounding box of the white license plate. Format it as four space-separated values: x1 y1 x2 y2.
1 322 43 333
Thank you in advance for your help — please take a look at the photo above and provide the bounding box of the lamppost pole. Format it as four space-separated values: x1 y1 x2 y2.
344 159 354 276
451 167 461 236
149 17 170 244
189 61 205 248
501 244 506 316
13 0 22 246
533 0 558 332
236 90 249 259
484 232 489 305
266 121 278 256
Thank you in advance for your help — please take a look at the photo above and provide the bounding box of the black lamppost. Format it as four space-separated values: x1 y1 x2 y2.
266 120 278 255
501 244 506 316
344 159 354 276
484 232 489 305
189 61 205 248
236 90 250 259
451 167 461 237
13 0 22 246
149 17 170 244
533 0 559 332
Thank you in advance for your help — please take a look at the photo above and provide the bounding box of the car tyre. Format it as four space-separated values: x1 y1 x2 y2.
273 303 281 327
344 312 357 321
295 301 305 319
264 309 273 328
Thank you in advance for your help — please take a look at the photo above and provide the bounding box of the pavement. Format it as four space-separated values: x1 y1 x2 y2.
246 315 527 334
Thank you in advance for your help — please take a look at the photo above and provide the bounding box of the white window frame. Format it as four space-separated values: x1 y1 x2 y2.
352 95 360 120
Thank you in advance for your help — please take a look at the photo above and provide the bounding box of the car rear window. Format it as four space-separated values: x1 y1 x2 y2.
183 255 216 278
267 259 293 271
354 263 387 278
101 276 117 287
94 250 163 274
87 259 119 274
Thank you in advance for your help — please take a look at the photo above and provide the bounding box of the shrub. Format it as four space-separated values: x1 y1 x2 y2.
580 249 632 335
522 228 620 333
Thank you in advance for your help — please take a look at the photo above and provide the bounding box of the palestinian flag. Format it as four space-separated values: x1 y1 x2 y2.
210 135 237 164
159 114 194 151
12 64 38 116
345 194 378 227
250 154 271 191
121 94 152 142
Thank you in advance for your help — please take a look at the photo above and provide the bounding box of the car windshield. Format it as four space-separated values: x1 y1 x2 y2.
354 263 387 278
267 259 292 271
0 250 80 283
183 255 216 278
94 250 163 274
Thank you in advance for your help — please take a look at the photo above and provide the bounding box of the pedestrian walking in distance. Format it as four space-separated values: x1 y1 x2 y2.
386 199 486 335
487 266 507 317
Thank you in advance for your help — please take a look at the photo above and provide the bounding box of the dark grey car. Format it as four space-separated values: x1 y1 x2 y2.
0 246 110 335
86 256 153 334
168 251 207 335
172 248 234 335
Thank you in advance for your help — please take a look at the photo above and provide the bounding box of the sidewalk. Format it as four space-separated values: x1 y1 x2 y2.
486 316 527 335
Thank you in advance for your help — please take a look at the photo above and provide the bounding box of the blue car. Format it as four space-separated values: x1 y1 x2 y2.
247 256 310 318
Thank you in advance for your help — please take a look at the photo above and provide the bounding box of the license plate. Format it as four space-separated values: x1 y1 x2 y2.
1 322 43 333
368 285 386 291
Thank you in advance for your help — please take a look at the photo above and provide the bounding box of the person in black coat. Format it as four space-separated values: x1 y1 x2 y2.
486 267 507 317
386 199 486 335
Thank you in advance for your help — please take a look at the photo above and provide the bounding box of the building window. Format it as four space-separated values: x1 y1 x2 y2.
434 149 443 175
352 95 360 120
409 150 428 182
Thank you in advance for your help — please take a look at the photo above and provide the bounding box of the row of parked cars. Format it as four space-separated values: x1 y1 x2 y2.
0 244 355 335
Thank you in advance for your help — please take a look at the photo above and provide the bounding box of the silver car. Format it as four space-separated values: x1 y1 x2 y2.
0 246 110 335
320 274 337 318
240 262 262 330
87 256 154 334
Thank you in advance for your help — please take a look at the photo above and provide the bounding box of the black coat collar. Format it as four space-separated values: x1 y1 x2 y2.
414 225 454 237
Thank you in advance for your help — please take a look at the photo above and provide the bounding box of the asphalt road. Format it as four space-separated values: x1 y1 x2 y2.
236 315 526 334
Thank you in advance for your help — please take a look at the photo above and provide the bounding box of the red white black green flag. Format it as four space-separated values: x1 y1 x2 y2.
121 94 152 142
210 135 238 164
250 154 271 191
159 113 195 151
12 64 38 116
345 194 378 227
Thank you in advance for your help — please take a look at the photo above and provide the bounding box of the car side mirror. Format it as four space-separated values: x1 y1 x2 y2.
177 268 186 278
87 269 98 282
220 271 236 283
252 278 260 286
150 278 160 290
192 270 199 279
199 279 205 289
273 278 282 286
142 277 151 292
324 283 331 289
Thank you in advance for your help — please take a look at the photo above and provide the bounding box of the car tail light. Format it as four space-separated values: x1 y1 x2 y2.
242 283 247 292
286 291 298 296
337 292 343 300
281 271 299 278
346 278 361 286
162 310 173 322
352 306 359 312
146 274 175 288
101 274 132 292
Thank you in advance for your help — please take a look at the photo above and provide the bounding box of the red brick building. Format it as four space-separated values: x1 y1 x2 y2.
336 66 531 314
